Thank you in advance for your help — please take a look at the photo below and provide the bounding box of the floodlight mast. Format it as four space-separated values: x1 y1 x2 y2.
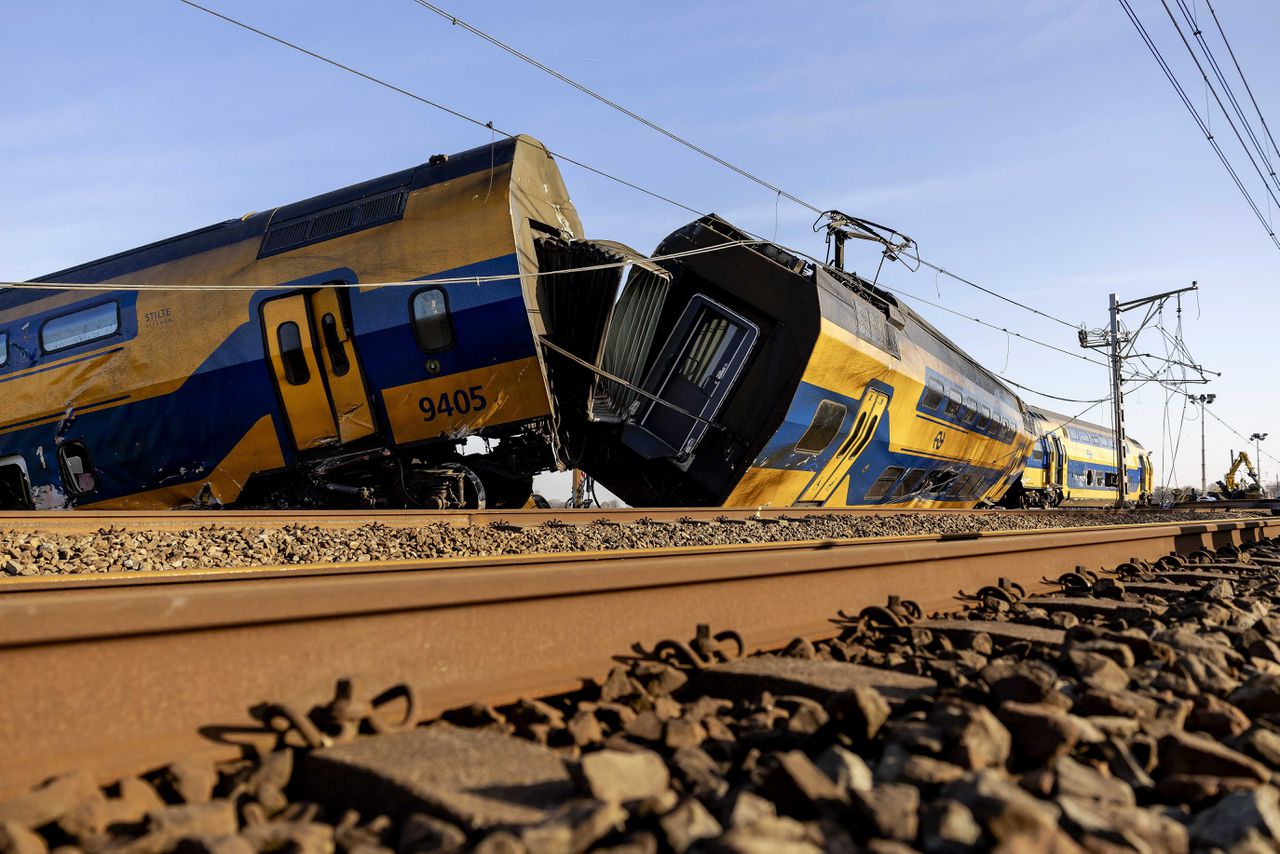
1080 283 1210 507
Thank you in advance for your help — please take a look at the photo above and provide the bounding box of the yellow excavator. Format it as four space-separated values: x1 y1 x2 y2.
1216 451 1264 499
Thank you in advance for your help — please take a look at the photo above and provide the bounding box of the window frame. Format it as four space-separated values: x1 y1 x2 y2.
39 300 121 354
794 399 849 456
319 312 351 377
409 286 456 354
58 440 98 495
864 465 906 501
944 394 962 418
976 405 991 432
890 468 927 500
0 331 7 368
276 321 311 386
920 379 945 411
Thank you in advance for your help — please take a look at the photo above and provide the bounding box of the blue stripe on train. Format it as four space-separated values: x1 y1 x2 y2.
748 378 1016 505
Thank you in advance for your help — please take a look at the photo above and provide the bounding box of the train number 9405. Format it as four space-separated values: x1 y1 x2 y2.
419 385 487 421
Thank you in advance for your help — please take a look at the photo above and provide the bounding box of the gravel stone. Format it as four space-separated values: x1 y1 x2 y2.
658 798 721 854
849 784 919 843
1188 785 1280 850
1158 730 1270 783
919 800 981 853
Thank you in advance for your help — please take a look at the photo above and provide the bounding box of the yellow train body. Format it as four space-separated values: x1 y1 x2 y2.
0 136 584 509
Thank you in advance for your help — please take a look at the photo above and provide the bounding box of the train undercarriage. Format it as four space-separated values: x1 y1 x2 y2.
220 428 554 511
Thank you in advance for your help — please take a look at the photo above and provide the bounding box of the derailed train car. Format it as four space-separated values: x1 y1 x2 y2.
542 215 1041 509
0 135 616 509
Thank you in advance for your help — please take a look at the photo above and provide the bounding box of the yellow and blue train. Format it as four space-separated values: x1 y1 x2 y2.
1002 406 1153 507
551 216 1037 509
0 135 621 509
549 216 1154 510
0 136 1154 511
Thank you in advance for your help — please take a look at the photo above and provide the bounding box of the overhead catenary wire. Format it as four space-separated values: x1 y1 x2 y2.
1158 0 1280 211
1171 0 1280 194
172 0 704 219
407 0 823 218
0 240 760 293
1115 0 1280 250
881 284 1110 370
1204 0 1280 168
404 0 1088 331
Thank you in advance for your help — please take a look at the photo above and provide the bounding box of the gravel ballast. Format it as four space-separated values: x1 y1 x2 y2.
0 510 1263 576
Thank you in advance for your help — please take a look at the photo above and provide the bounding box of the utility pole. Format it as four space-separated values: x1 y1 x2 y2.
1190 394 1216 493
1251 432 1269 488
1080 282 1210 507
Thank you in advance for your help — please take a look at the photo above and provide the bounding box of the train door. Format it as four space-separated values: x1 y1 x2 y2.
261 288 376 452
1048 434 1066 487
623 296 758 460
796 389 891 505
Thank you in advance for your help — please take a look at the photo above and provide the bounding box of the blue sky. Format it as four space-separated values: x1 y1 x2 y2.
4 0 1279 495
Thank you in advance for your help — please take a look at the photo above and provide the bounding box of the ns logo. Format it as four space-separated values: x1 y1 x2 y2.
933 431 946 451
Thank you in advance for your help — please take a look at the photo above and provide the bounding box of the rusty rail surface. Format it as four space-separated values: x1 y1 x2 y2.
2 516 1278 797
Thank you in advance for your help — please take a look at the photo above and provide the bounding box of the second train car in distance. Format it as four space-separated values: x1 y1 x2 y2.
0 135 619 510
542 214 1041 509
1001 406 1153 508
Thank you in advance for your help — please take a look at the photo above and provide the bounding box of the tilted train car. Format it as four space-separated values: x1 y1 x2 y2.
1003 407 1153 507
543 215 1037 509
0 135 601 510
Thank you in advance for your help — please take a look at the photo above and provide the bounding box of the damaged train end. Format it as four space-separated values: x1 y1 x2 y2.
540 215 1036 510
0 135 599 510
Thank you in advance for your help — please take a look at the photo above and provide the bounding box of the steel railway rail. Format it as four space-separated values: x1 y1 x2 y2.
2 515 1278 797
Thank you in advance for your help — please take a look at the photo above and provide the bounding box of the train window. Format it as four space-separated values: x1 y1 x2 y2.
0 332 7 367
959 397 976 425
411 287 455 352
1031 448 1045 463
944 395 961 418
1085 470 1094 486
864 466 906 500
795 400 848 455
678 315 730 386
58 441 96 494
0 458 33 509
967 476 988 499
920 379 945 410
277 322 310 386
40 302 119 353
319 313 351 377
924 468 960 493
976 406 991 432
890 468 927 500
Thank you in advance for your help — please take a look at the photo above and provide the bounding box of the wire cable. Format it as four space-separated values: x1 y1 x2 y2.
2 240 760 293
1172 0 1279 193
1204 0 1280 167
1115 0 1280 249
173 0 704 218
882 284 1110 369
407 0 824 216
1159 0 1280 211
406 0 1089 330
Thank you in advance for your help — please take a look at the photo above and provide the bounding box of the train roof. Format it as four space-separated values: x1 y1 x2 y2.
1027 404 1148 451
3 136 530 312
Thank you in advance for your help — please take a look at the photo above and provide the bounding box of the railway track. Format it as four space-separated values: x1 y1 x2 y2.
0 503 1262 534
1 512 1276 809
